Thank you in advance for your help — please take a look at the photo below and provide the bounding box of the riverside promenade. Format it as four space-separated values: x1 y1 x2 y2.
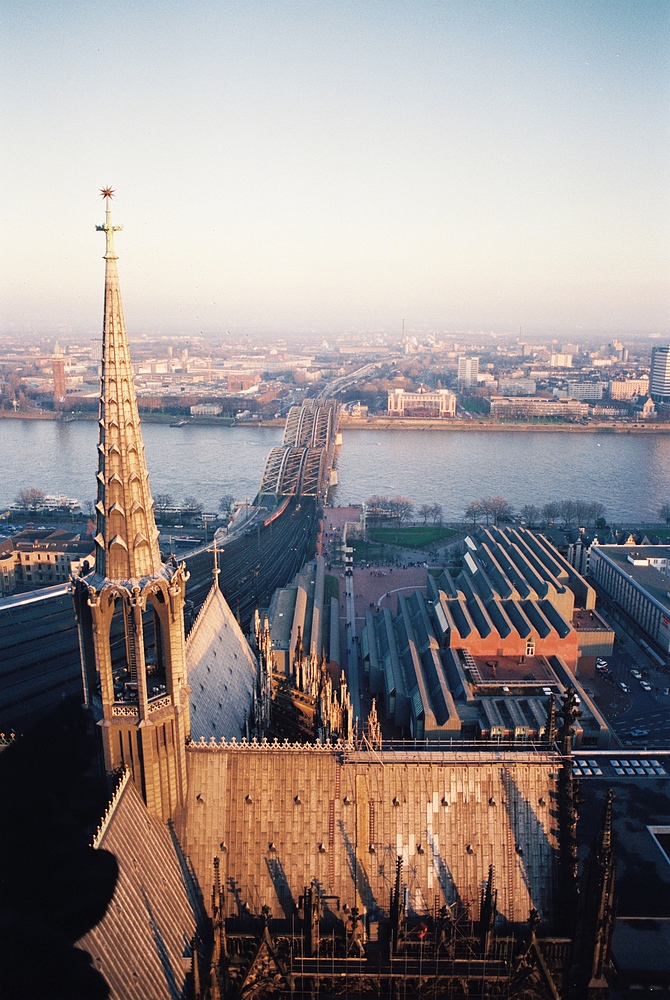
339 414 670 433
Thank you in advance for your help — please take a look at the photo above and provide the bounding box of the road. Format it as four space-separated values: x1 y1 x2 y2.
585 592 670 748
316 362 383 403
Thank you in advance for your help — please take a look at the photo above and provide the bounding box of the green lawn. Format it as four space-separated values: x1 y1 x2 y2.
368 524 457 548
350 540 389 563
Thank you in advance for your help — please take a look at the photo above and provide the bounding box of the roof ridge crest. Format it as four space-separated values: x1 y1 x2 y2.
92 767 131 848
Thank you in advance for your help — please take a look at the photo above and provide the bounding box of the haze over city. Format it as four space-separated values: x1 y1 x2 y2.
1 0 669 339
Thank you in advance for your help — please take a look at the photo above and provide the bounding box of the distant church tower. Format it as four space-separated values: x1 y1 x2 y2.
72 189 190 821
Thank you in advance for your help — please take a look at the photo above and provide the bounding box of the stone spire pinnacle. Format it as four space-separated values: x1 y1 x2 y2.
93 189 162 581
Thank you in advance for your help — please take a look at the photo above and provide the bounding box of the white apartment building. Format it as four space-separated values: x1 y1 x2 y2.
567 382 604 401
609 376 650 400
497 378 537 396
457 356 479 387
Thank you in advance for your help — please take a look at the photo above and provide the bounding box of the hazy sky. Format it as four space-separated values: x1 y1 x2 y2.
1 0 669 338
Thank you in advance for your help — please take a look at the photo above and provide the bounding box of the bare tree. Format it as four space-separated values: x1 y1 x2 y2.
574 500 589 527
559 499 577 527
465 500 483 529
154 493 174 509
487 496 512 525
430 503 443 524
15 487 45 509
366 495 391 523
520 503 539 527
183 496 204 513
390 496 414 523
541 501 560 525
587 501 606 527
659 502 670 525
418 503 432 524
480 497 495 526
219 493 235 512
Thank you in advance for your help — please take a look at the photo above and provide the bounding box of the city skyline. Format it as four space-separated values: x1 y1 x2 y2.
1 0 669 338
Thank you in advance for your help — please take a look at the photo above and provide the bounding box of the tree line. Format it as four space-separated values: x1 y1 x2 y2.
464 496 606 529
364 496 444 525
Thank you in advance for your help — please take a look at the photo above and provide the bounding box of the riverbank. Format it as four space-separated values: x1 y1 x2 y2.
3 413 669 522
0 411 285 427
5 410 668 434
339 415 670 433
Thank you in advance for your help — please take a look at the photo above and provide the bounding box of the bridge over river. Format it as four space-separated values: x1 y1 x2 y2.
258 398 341 499
0 399 342 732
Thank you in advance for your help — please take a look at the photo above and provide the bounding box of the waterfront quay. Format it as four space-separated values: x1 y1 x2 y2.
4 408 670 434
339 414 670 433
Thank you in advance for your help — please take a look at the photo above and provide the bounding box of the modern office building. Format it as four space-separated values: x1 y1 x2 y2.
497 377 536 396
566 382 603 401
588 544 670 657
457 355 479 387
650 345 670 402
485 397 588 420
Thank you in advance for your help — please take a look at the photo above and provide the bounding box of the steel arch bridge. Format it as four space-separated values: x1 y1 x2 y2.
260 400 340 498
282 400 336 449
259 446 327 497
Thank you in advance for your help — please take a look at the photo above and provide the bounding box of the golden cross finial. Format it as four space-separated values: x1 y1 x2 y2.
96 186 123 259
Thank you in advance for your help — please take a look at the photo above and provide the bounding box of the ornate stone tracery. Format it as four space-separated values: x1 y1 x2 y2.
72 192 189 821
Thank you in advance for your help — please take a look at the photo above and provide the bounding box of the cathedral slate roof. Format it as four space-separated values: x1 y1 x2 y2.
77 773 199 1000
181 744 560 929
186 581 258 741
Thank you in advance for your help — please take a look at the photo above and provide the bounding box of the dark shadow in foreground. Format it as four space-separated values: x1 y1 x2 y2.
0 698 118 1000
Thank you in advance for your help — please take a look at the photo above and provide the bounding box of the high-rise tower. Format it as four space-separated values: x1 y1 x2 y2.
72 189 190 821
457 355 479 387
650 344 670 402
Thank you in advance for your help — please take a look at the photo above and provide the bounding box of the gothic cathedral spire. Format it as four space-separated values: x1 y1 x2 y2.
94 189 162 580
72 189 189 822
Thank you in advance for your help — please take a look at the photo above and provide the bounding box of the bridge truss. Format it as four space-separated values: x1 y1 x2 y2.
260 400 340 499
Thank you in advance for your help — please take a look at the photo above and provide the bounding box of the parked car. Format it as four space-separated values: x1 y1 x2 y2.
618 681 630 692
640 680 652 691
596 658 608 667
630 669 642 679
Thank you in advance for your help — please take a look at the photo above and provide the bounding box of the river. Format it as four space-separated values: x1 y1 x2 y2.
1 419 668 524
